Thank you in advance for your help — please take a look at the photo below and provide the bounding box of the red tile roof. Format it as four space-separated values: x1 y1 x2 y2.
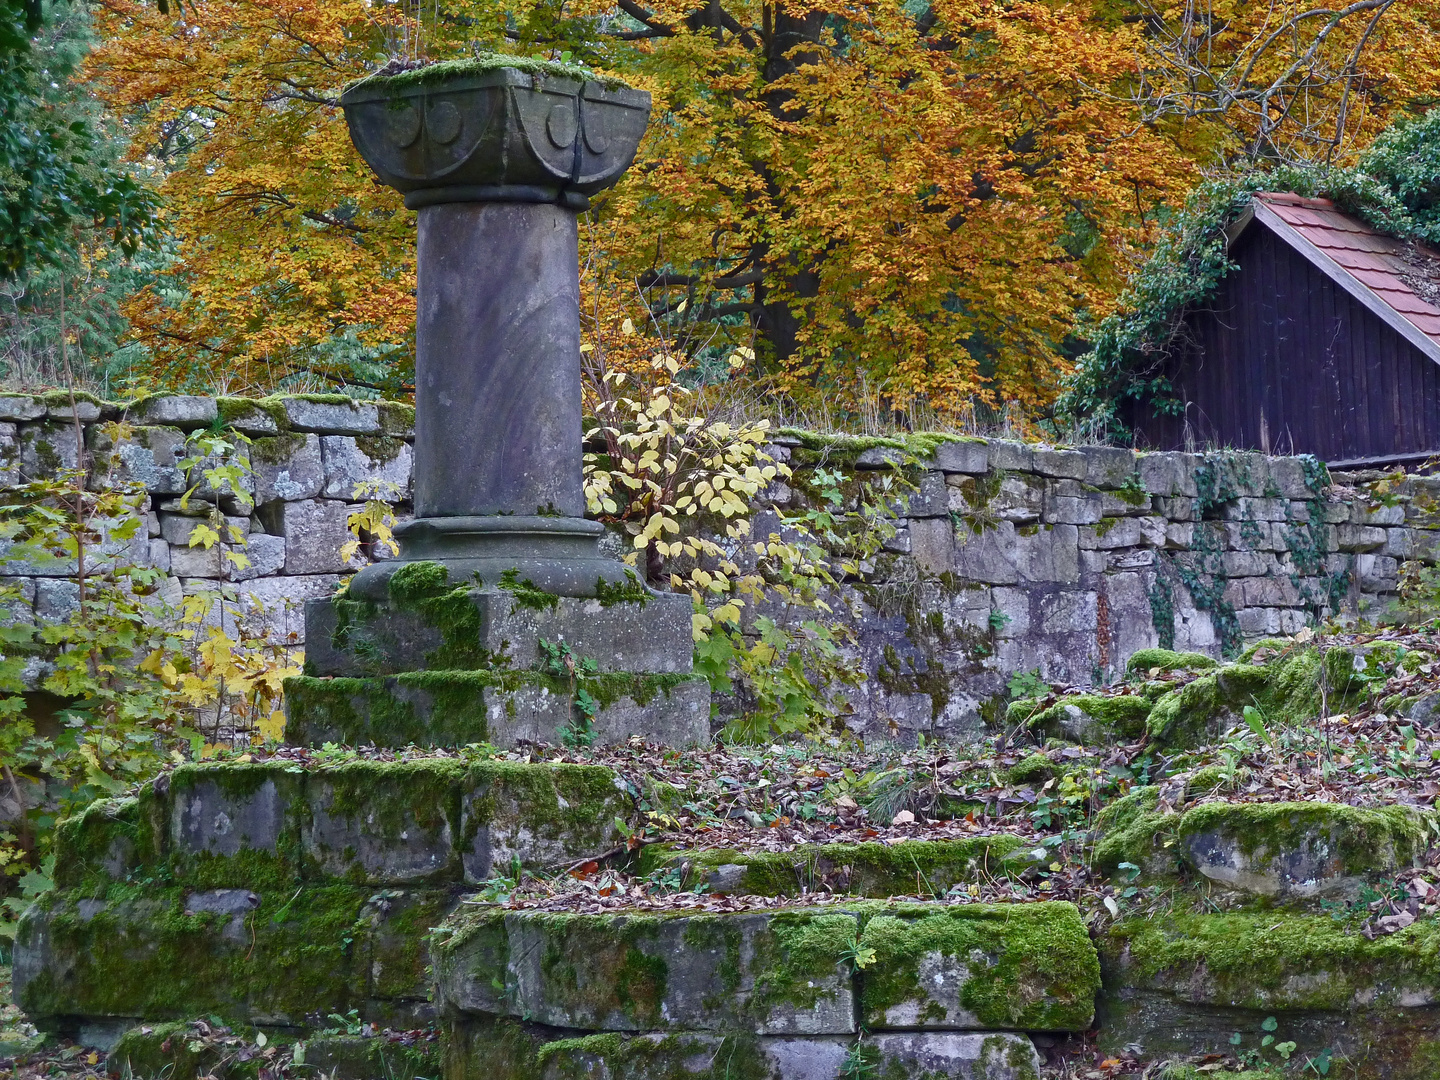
1253 191 1440 354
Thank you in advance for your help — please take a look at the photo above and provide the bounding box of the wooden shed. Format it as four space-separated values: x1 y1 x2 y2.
1128 192 1440 468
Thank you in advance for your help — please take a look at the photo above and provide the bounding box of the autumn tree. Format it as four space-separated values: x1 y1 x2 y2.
84 0 1439 411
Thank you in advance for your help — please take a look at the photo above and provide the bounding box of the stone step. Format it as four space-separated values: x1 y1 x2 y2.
433 902 1099 1036
1094 795 1434 899
1098 910 1440 1079
304 586 695 678
107 1024 439 1080
446 1015 1045 1080
54 759 633 890
639 836 1033 897
283 670 711 749
15 758 638 1032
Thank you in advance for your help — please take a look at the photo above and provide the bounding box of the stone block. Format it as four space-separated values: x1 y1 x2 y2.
0 394 44 421
1269 457 1317 498
989 587 1030 638
1039 588 1097 635
894 471 948 518
232 532 286 580
1012 524 1079 584
360 888 454 1002
1079 518 1140 550
883 526 911 554
1221 551 1269 577
1031 448 1087 480
1222 497 1287 521
89 425 188 494
859 901 1098 1031
1137 453 1198 497
169 763 303 879
460 761 630 881
47 397 102 421
1100 490 1151 516
1337 524 1387 552
986 441 1034 472
321 435 414 500
217 397 283 435
307 588 695 677
14 884 371 1027
53 791 167 887
1355 553 1398 592
1236 606 1280 637
953 522 1016 584
144 539 169 571
434 908 858 1034
932 439 988 474
304 760 462 884
282 397 382 434
273 498 354 574
1082 445 1136 488
1178 802 1432 900
169 543 225 579
1044 494 1102 525
1322 500 1351 523
0 422 17 486
1155 496 1196 521
253 433 325 503
908 516 956 574
235 573 342 644
867 1033 1043 1080
856 446 906 469
33 577 81 623
19 421 81 479
129 395 217 429
283 671 711 750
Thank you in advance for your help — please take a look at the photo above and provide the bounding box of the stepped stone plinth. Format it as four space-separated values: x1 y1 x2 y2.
282 59 709 748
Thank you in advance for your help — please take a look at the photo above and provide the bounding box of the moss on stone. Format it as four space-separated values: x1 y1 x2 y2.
649 836 1028 898
354 434 406 466
217 396 290 431
1090 787 1180 877
1103 909 1440 1012
855 900 1099 1031
1005 753 1058 786
1027 694 1152 744
18 883 372 1026
376 400 415 436
1125 648 1218 675
347 54 623 95
52 790 166 888
250 433 309 466
1175 800 1433 879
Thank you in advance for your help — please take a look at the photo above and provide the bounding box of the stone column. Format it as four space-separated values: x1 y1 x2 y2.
340 61 651 599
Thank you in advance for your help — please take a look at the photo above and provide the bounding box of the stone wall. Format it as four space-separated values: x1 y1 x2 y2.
1 391 1434 743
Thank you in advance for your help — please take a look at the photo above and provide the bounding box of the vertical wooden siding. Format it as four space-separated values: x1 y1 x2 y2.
1132 223 1440 461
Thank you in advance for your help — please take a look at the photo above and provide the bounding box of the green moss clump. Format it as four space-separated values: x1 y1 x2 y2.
354 434 406 466
376 400 415 435
249 433 308 466
1175 801 1433 881
1104 909 1440 1012
52 789 166 888
1027 694 1152 744
348 54 625 94
18 883 372 1025
216 396 291 431
1125 648 1218 674
1090 787 1180 876
593 570 650 607
1005 753 1058 786
856 900 1099 1031
497 568 560 611
387 560 452 604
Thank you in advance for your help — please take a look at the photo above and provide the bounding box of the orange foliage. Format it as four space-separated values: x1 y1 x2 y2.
86 0 1440 412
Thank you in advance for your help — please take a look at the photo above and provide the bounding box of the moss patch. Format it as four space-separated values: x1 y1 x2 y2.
856 900 1099 1031
1125 648 1218 674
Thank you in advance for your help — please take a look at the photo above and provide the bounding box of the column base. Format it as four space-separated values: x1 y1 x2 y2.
348 515 636 600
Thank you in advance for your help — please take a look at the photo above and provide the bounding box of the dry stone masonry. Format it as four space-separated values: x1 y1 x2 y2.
3 392 1438 744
